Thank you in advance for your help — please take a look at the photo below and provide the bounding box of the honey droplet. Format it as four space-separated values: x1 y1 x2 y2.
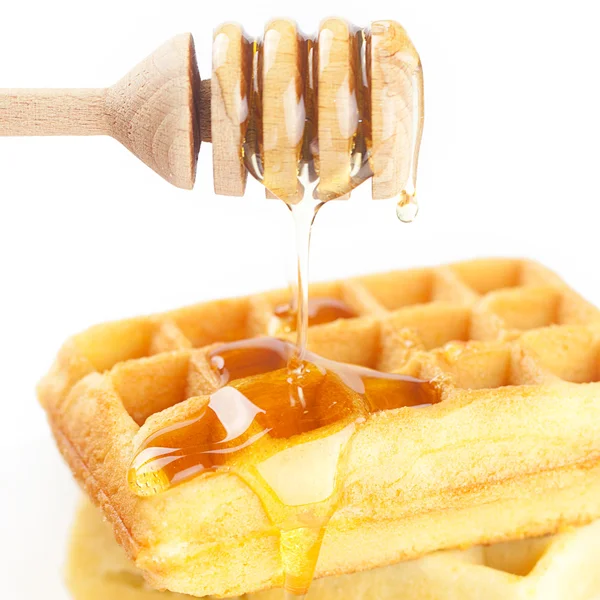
396 191 419 223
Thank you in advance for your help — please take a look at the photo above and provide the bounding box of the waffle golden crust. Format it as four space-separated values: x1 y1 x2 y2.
39 258 600 598
68 499 600 600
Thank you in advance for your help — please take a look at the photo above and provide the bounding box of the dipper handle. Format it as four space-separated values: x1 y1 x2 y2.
0 34 202 190
0 88 108 136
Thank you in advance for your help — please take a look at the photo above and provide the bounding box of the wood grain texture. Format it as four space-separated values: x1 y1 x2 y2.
107 33 201 190
317 18 355 201
212 23 251 196
370 20 423 200
262 19 303 202
0 33 201 190
0 88 108 135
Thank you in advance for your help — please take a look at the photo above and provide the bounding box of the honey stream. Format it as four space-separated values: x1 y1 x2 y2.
129 20 425 598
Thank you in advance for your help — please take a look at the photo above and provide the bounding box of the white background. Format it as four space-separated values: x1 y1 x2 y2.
1 1 600 598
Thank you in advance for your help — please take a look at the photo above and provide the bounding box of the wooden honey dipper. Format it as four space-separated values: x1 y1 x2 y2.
0 19 423 201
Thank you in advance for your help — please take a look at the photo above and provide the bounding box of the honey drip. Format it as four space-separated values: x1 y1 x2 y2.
131 19 425 598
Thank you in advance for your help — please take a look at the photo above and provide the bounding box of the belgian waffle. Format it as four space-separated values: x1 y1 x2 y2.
68 499 600 600
38 258 600 597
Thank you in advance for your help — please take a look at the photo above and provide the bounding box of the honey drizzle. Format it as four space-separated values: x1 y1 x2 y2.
289 197 323 360
130 20 425 598
128 339 439 596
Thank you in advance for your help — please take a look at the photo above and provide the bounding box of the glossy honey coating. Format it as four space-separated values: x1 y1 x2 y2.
128 337 437 495
211 19 424 203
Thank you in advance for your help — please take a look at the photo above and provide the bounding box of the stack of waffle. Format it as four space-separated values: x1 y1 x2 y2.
39 258 600 598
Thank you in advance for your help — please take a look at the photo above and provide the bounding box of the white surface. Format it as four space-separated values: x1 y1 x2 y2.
1 0 600 598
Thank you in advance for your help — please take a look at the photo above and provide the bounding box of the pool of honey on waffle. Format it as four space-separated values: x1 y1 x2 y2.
128 18 425 599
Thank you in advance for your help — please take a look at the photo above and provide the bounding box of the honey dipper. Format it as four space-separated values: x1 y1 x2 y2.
0 19 423 201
